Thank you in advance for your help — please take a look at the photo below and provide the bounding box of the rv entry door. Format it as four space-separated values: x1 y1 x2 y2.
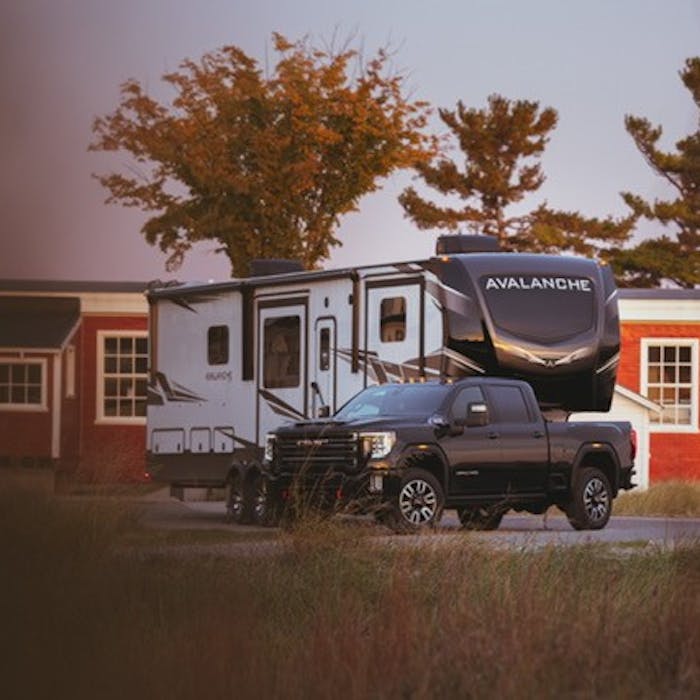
257 301 308 441
313 318 336 417
365 280 423 384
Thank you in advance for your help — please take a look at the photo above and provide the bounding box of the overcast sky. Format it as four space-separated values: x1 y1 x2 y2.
1 0 698 282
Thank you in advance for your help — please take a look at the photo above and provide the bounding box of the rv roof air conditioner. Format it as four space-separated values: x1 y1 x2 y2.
435 234 501 255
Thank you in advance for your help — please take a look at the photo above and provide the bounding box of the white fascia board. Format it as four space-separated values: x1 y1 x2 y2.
79 292 148 314
619 298 700 323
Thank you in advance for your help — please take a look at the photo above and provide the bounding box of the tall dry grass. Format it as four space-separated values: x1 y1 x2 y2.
615 480 700 517
1 474 698 699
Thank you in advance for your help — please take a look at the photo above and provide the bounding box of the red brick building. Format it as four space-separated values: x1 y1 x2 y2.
617 289 700 485
0 280 148 480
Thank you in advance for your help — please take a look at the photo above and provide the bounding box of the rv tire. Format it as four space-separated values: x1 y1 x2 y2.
225 470 248 524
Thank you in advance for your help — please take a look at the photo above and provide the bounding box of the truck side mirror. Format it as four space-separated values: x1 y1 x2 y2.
465 402 489 427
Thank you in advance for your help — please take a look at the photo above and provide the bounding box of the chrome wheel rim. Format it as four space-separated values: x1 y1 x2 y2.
583 477 609 523
398 478 438 525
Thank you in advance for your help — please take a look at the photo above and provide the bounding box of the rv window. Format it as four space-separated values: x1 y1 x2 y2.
208 326 229 365
380 297 406 343
319 327 330 371
264 315 300 388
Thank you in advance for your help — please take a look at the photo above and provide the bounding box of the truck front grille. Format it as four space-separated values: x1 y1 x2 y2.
274 431 360 475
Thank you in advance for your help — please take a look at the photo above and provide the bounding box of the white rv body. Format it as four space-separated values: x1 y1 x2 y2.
147 263 445 488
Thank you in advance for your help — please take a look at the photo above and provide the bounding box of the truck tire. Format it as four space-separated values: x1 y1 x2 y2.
457 505 505 531
566 467 613 530
390 468 444 533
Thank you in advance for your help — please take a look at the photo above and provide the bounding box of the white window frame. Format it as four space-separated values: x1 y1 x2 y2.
96 330 148 425
0 357 48 412
641 338 698 433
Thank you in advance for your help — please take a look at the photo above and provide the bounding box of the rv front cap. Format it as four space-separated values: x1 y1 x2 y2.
482 276 593 292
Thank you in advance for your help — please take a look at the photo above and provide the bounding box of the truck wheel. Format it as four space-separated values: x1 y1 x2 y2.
566 467 612 530
226 471 248 524
457 506 505 531
391 468 444 532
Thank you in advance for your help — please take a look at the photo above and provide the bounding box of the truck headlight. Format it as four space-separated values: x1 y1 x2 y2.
360 431 396 459
264 433 276 462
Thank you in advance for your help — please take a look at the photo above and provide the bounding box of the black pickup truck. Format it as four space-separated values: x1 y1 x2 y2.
262 377 636 531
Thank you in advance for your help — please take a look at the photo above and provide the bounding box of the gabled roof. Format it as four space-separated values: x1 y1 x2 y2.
0 297 80 349
614 384 661 412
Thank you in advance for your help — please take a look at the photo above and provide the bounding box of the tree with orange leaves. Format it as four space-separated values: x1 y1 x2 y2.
91 34 436 276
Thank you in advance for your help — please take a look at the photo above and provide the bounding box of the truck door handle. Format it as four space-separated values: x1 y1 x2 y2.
488 431 499 440
533 430 545 439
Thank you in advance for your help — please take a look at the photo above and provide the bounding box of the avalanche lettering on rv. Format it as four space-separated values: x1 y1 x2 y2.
484 276 592 292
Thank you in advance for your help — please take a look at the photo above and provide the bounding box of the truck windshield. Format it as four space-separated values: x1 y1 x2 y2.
334 383 449 420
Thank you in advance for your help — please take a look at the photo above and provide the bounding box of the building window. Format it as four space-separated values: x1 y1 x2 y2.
263 315 300 388
642 339 698 430
208 325 229 365
380 297 406 342
0 360 46 410
98 332 148 422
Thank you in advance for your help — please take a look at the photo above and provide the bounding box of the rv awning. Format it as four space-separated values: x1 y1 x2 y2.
0 297 80 349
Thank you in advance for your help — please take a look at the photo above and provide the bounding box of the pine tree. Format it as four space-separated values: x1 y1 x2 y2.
614 57 700 287
399 95 633 257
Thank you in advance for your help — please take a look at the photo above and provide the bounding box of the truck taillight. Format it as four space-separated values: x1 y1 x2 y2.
630 429 637 461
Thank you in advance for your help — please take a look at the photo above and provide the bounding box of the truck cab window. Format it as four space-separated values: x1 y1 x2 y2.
207 325 229 365
263 315 300 388
488 385 532 423
380 297 406 342
450 386 485 421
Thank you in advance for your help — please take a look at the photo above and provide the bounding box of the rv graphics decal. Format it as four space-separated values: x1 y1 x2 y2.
148 372 206 405
258 388 306 421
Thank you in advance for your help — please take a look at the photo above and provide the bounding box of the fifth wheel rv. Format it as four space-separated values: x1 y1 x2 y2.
146 235 621 514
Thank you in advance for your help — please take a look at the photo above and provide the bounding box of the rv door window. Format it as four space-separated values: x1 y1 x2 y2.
207 325 229 365
380 297 406 343
319 327 330 371
263 315 301 388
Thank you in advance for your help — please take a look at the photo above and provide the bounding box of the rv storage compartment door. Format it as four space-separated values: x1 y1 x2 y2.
151 428 185 454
